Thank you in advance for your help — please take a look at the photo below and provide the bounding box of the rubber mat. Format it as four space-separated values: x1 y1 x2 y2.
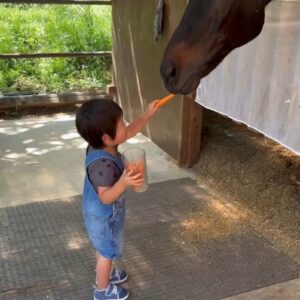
0 178 298 299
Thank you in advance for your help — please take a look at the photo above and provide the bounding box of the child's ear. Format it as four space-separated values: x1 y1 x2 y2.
102 133 113 146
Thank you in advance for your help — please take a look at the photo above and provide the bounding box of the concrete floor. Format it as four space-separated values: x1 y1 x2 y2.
0 113 299 299
0 114 195 209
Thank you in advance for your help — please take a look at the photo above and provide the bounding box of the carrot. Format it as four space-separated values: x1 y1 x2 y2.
157 93 176 108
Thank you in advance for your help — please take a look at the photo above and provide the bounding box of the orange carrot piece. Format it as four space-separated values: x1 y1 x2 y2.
157 94 176 108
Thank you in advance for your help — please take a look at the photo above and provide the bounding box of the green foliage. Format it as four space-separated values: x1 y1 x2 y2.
0 4 112 94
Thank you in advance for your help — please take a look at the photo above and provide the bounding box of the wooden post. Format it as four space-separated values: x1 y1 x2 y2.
106 84 117 100
106 63 118 101
179 92 203 167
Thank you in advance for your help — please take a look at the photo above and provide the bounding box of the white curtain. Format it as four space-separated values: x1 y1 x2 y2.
196 0 300 156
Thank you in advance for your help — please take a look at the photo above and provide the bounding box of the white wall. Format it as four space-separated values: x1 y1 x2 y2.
196 0 300 156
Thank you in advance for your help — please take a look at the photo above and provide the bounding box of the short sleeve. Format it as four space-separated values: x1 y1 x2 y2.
87 158 121 191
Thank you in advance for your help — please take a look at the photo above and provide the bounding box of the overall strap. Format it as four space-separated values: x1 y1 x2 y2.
85 149 124 173
84 148 125 215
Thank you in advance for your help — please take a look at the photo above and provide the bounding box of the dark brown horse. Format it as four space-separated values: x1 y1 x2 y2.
160 0 273 94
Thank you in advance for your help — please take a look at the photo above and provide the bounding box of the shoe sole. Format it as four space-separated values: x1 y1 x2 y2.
121 292 129 300
95 273 128 285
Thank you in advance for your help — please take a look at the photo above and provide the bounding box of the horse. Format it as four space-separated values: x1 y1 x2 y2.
160 0 273 95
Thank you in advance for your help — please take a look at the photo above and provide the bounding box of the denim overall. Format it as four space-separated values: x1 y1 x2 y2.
83 149 125 260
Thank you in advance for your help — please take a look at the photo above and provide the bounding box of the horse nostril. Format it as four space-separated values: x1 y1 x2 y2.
166 65 177 84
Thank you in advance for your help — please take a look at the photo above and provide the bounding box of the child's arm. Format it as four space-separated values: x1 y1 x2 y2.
126 100 159 140
98 170 143 205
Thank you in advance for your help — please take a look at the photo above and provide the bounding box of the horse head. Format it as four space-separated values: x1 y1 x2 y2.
160 0 272 94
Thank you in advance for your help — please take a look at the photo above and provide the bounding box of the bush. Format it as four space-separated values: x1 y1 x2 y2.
0 4 112 94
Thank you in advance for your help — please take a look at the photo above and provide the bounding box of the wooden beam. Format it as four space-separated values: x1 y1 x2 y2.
0 90 110 109
179 93 203 167
0 0 111 5
0 51 112 59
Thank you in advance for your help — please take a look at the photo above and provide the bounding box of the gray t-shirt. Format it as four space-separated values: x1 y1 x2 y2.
87 146 122 191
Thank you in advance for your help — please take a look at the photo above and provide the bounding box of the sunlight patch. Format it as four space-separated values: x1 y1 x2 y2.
26 147 50 155
4 152 28 159
0 127 29 135
67 237 85 250
210 199 247 220
48 140 64 146
23 139 34 144
61 132 80 140
179 197 247 242
30 124 45 129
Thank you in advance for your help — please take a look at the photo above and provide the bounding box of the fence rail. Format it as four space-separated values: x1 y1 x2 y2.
0 90 110 109
0 51 112 60
0 0 111 4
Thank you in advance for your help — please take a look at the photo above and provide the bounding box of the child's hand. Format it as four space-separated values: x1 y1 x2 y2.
120 169 144 189
145 99 160 118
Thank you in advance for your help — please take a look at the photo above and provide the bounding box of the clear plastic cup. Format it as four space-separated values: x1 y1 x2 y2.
122 147 148 193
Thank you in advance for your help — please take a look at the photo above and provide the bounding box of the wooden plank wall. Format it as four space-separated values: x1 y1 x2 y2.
112 0 202 166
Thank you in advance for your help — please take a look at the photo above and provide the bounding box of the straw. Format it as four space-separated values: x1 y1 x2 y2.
157 93 176 108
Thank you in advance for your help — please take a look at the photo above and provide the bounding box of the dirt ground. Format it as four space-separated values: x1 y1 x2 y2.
190 109 300 263
2 105 300 264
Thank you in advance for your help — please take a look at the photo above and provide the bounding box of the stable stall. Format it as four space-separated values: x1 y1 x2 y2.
112 0 300 164
111 0 202 166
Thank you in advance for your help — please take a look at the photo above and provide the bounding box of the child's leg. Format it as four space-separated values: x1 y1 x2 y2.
96 253 112 289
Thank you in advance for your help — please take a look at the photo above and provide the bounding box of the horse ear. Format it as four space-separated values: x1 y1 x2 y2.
154 0 165 41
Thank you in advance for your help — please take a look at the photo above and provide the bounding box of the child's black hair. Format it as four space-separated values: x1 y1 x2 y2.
75 98 123 149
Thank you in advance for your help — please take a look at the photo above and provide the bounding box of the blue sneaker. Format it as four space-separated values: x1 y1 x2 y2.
110 267 128 284
94 283 129 300
96 267 128 285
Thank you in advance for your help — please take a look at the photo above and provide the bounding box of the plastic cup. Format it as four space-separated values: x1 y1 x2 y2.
122 147 148 193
